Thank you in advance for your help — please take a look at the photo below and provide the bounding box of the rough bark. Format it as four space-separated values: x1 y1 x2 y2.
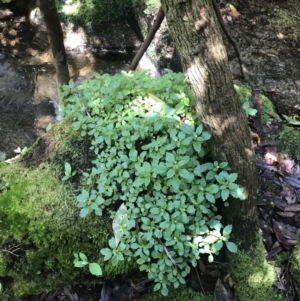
38 0 70 87
129 7 165 70
160 0 259 251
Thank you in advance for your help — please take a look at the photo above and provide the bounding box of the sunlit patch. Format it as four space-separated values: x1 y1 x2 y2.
206 36 227 62
63 24 87 49
277 32 284 39
62 1 81 15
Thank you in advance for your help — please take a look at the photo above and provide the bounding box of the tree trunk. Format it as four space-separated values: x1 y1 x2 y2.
159 2 277 299
38 0 70 87
160 0 258 251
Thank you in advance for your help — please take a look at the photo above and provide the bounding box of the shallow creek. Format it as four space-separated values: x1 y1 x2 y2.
0 11 137 159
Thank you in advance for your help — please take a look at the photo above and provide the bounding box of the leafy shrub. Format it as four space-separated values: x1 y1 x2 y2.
55 0 132 28
60 71 244 295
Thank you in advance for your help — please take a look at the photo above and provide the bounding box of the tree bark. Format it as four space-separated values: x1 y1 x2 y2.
129 7 165 71
160 0 259 250
38 0 70 87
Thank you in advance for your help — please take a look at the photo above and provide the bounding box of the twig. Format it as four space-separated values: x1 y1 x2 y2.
211 0 246 79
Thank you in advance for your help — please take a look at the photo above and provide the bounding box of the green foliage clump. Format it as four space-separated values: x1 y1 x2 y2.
132 0 160 15
55 0 132 28
60 71 244 295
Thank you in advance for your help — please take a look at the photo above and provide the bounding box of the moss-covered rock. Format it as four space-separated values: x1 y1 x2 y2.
0 122 136 300
228 238 283 301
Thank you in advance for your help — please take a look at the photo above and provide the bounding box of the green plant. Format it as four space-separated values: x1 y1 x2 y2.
242 101 257 118
60 71 244 296
62 162 76 181
73 252 102 276
56 0 132 28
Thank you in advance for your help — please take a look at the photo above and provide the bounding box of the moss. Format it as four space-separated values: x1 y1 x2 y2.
228 239 283 301
55 0 132 28
234 84 280 123
291 230 300 297
0 121 136 299
141 285 213 301
278 125 300 159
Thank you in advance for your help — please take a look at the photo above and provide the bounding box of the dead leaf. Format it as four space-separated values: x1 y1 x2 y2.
284 204 300 212
267 241 283 259
273 219 297 250
280 180 297 204
228 4 240 19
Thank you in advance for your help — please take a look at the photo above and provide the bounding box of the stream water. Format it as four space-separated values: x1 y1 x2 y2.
0 10 137 160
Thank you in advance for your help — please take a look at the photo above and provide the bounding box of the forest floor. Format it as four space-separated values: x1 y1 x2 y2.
1 0 300 300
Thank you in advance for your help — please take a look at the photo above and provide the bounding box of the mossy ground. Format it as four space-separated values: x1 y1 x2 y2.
291 231 300 297
0 121 136 300
278 125 300 159
234 83 280 123
228 238 283 301
141 285 213 301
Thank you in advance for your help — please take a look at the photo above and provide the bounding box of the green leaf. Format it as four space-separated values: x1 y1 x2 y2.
221 189 229 201
180 123 193 135
133 177 144 187
204 235 219 244
166 152 175 163
205 193 215 203
80 207 90 217
46 123 52 132
108 237 117 249
153 164 168 174
227 173 238 182
193 140 202 152
226 241 237 253
179 169 194 182
150 207 160 214
219 162 228 169
167 168 175 179
195 125 203 135
154 283 161 292
89 263 102 276
74 261 88 268
79 252 88 261
161 286 169 296
202 131 211 140
206 170 216 180
65 162 71 174
100 248 113 261
223 225 232 236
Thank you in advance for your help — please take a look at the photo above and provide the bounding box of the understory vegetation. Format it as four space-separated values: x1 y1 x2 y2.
55 0 134 28
0 70 288 299
59 71 245 295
